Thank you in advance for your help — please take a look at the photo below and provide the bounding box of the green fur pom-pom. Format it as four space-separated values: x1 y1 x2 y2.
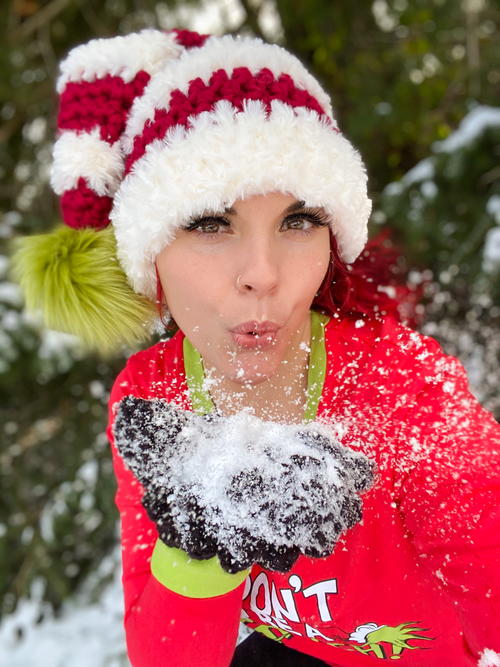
11 225 157 355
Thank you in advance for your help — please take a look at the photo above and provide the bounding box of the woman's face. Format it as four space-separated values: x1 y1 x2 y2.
156 191 331 385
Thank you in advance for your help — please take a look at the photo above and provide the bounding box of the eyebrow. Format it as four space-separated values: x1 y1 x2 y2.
283 200 308 214
223 199 307 216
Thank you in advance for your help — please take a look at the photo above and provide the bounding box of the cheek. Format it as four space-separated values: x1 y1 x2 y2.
289 238 330 297
157 249 224 317
313 244 331 283
316 233 332 277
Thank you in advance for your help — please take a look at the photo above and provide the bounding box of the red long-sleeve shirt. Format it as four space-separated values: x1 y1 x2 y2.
107 313 500 666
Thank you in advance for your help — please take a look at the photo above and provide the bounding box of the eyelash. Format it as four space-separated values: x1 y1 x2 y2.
184 208 330 236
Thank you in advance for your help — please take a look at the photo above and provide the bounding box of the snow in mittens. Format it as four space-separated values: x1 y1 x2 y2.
479 649 500 667
113 397 376 573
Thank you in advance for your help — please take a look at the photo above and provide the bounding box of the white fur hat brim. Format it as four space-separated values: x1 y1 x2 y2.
111 99 371 300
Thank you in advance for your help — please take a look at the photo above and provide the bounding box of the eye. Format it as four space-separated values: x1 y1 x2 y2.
281 209 330 233
283 216 315 231
184 216 230 235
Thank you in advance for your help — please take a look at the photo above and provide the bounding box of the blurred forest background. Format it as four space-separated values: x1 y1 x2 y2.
0 0 499 664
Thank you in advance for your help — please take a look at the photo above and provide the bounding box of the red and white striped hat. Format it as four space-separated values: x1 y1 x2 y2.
51 28 371 300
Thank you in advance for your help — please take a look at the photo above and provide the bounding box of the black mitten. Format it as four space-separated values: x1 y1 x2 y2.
113 396 376 574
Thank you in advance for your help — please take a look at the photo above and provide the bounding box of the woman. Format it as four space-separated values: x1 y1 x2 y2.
14 28 499 667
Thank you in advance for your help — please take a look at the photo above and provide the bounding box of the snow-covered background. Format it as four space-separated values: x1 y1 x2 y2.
1 1 499 665
0 549 129 667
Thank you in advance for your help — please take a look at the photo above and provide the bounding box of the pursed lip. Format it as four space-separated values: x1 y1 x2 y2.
230 320 281 335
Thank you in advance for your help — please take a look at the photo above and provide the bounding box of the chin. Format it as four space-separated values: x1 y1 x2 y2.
230 372 270 386
229 357 281 386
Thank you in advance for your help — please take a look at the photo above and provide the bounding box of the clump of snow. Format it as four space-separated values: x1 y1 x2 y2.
0 252 83 376
487 195 500 224
0 281 23 307
0 211 21 238
113 399 376 573
381 156 436 200
421 180 438 199
483 227 500 273
433 105 500 153
479 648 500 667
402 157 435 185
0 255 10 277
483 193 500 273
384 181 404 197
36 329 81 360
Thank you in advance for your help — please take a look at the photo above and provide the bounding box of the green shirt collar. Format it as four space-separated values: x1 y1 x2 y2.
183 310 328 422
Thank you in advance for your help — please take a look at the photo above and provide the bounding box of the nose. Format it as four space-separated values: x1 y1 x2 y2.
235 236 279 296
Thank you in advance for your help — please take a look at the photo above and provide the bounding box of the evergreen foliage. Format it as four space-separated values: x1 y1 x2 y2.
0 0 498 648
378 105 500 417
380 106 500 304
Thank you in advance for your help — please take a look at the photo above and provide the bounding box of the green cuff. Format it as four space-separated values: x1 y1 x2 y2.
151 539 250 599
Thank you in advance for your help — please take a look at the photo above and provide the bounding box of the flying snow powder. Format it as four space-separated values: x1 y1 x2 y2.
113 397 376 573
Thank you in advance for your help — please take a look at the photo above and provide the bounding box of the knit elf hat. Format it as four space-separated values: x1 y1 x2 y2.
13 28 371 353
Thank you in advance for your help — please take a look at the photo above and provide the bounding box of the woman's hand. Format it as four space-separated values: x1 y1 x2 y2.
113 397 376 574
